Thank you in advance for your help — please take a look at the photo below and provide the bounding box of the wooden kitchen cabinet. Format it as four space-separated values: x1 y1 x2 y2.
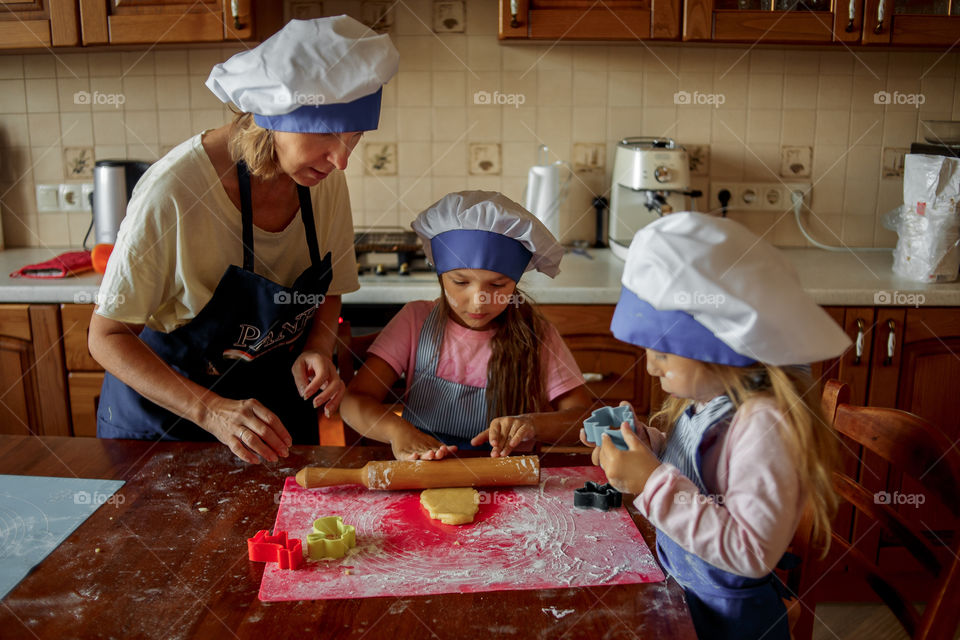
0 0 80 48
684 0 960 46
60 303 104 437
78 0 251 45
0 304 70 436
539 305 652 416
860 0 960 46
500 0 682 40
683 0 862 43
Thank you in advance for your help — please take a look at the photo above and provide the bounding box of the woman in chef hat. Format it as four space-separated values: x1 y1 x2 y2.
341 191 592 460
89 17 398 464
582 212 851 640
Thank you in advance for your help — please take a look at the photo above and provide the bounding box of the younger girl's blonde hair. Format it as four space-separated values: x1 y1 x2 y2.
228 111 283 180
653 363 838 555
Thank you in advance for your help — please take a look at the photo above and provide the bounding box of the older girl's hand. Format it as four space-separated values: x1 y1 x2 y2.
391 429 458 461
592 425 661 495
471 416 535 457
292 350 344 417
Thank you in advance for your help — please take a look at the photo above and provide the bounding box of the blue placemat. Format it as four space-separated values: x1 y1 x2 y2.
0 475 125 599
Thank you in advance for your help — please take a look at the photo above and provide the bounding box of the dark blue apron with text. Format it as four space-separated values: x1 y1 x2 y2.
657 396 791 640
97 161 332 444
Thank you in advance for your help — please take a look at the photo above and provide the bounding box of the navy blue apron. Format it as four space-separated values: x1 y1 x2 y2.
97 161 333 445
656 396 791 640
401 304 492 451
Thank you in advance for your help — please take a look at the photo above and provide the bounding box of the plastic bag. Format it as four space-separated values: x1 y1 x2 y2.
891 154 960 283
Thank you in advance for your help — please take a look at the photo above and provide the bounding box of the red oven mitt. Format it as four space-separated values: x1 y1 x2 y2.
9 250 94 279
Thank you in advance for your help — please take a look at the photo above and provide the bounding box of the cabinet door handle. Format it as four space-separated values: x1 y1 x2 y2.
583 372 605 382
510 0 520 27
845 0 856 32
874 0 886 34
883 319 896 366
853 318 865 365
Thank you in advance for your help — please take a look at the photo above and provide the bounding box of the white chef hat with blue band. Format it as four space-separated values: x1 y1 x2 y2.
206 16 399 134
611 212 851 367
413 191 564 282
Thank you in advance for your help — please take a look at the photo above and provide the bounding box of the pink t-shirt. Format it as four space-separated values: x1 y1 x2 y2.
368 300 585 405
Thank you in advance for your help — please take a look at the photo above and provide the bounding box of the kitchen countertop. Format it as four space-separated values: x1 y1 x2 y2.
1 246 959 306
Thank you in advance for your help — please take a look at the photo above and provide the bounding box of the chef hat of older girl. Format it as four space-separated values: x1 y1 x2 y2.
206 16 399 133
610 212 851 366
412 191 564 282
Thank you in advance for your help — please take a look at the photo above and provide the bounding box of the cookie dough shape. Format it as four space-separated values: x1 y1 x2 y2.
420 487 480 525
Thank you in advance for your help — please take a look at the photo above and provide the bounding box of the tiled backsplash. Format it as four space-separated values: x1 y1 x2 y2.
1 0 958 250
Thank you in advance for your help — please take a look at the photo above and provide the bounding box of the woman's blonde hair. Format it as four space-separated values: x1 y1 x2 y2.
228 111 283 180
652 363 839 555
437 281 547 418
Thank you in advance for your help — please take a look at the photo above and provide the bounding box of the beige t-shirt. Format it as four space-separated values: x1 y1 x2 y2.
96 133 359 333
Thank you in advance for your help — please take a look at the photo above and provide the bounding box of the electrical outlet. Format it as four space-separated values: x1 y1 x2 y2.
81 183 94 211
709 182 811 213
59 184 85 211
36 184 60 212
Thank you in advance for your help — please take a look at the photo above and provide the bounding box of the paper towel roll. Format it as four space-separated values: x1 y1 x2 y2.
525 163 565 238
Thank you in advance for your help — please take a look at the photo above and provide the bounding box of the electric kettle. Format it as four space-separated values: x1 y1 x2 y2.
90 160 150 272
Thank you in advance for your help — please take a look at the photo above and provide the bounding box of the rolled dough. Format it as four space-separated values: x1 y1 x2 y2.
420 488 480 525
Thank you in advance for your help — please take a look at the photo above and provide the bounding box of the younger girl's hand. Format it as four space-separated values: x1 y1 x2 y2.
592 424 661 495
292 351 345 417
391 429 458 461
471 416 535 457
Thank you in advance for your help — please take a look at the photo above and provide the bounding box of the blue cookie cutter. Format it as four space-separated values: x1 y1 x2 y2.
582 405 636 450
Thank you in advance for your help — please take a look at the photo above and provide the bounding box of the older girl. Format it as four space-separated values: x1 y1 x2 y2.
341 191 592 460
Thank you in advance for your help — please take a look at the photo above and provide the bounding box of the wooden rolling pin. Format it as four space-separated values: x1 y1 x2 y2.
295 455 540 490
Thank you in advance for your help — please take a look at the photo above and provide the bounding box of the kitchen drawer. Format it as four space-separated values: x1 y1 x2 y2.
68 371 104 437
539 305 650 413
60 304 103 372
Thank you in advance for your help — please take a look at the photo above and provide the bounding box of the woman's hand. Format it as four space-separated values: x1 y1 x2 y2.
391 429 458 461
200 395 292 464
292 350 345 417
471 416 535 457
581 424 660 495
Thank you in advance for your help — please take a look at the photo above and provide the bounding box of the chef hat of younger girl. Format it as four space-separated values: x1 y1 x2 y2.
206 16 399 133
610 212 851 366
412 191 564 282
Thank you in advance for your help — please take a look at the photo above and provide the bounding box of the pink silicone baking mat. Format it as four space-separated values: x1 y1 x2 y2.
258 466 665 601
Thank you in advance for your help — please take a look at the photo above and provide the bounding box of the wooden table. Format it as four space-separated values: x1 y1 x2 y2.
0 436 696 639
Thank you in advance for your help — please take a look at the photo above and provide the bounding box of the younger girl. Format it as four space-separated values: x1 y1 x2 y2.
341 191 591 460
584 212 850 639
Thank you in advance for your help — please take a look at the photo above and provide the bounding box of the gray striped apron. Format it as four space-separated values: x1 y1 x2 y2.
401 303 491 449
659 395 735 494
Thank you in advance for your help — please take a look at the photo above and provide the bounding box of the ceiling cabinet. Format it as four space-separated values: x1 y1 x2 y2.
0 0 80 47
683 0 960 46
500 0 683 40
78 0 251 45
0 0 267 49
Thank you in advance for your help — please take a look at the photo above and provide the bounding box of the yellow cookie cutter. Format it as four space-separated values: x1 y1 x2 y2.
306 516 356 560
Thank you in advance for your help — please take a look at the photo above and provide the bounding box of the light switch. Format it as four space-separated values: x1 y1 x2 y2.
36 184 60 212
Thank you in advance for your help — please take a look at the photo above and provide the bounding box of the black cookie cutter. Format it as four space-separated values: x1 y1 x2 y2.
573 481 622 511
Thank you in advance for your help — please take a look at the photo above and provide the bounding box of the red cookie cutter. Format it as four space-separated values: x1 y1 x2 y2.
247 530 304 570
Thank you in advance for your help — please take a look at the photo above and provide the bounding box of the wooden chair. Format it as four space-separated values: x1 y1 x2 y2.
788 380 960 640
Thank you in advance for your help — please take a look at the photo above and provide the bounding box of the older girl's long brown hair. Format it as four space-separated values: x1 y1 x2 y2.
438 285 546 417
